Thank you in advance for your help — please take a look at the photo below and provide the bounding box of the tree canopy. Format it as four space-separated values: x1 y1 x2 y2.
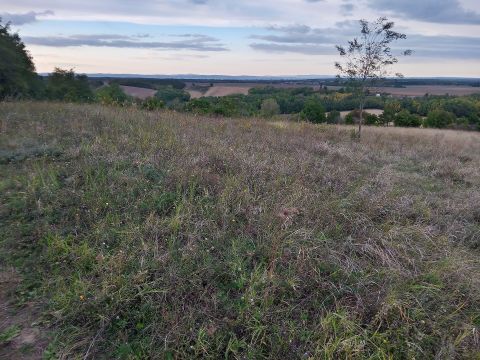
0 19 38 99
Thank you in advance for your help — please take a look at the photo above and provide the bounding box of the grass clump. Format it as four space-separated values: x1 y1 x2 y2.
1 102 479 359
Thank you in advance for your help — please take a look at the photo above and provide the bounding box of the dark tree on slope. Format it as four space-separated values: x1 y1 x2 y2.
46 68 94 102
335 17 412 137
0 19 39 99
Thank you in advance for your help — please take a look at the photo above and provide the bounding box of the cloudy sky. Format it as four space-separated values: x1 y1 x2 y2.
2 0 480 77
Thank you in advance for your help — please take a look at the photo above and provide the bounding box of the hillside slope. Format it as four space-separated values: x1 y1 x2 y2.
1 102 479 359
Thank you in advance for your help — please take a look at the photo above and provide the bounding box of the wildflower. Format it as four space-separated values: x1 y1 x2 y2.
80 295 85 301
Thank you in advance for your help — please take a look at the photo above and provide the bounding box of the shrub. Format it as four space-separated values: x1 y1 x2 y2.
394 110 422 127
365 113 380 126
300 99 326 123
214 97 237 117
155 86 190 106
260 98 280 118
46 68 94 102
186 98 213 114
96 83 130 106
141 97 165 111
424 109 456 128
326 110 341 124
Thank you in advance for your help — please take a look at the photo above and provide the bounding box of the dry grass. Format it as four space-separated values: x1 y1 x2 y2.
1 101 479 359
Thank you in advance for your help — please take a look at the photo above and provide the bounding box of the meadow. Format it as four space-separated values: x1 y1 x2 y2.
1 102 480 359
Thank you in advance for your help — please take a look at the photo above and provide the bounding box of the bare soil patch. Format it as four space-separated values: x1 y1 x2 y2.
0 269 48 360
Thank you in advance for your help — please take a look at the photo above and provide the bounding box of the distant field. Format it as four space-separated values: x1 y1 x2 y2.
339 108 383 118
1 102 479 359
373 85 480 97
120 85 156 99
122 81 480 100
186 82 256 98
185 82 321 98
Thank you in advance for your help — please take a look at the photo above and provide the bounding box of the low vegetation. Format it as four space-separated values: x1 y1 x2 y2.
1 102 479 359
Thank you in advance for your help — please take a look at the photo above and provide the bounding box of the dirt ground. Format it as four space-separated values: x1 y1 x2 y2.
0 269 48 359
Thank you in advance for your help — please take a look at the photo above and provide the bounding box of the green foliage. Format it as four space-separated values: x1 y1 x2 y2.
155 86 190 106
300 99 326 123
0 20 39 99
214 97 238 117
110 78 186 90
96 83 130 106
394 110 423 127
185 98 213 114
424 109 456 128
326 110 341 124
260 98 280 118
364 113 380 126
442 97 479 124
0 325 21 344
46 68 94 102
140 97 165 111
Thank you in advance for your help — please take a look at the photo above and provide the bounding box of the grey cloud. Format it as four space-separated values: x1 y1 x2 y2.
266 24 311 34
0 10 53 25
249 23 342 55
23 33 228 52
250 43 333 55
368 0 480 24
250 32 330 44
405 34 480 59
340 2 354 15
172 34 219 42
250 21 480 59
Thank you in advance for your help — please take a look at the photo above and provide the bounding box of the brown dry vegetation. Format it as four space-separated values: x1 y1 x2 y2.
1 102 480 359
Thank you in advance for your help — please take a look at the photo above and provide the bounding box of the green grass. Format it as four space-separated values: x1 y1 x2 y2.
0 325 21 344
0 101 479 359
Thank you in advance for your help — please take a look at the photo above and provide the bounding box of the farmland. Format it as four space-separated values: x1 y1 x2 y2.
1 102 479 359
373 85 480 97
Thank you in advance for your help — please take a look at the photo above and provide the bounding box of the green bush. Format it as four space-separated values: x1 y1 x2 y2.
300 99 326 123
424 109 456 128
186 98 213 114
394 110 422 127
96 83 130 106
365 113 380 126
141 97 165 111
260 98 280 118
326 110 341 124
155 86 190 106
46 68 94 102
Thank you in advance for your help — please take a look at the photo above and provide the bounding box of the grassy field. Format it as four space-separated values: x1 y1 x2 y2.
1 102 480 359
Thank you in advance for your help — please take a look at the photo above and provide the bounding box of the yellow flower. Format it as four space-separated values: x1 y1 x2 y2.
80 295 85 301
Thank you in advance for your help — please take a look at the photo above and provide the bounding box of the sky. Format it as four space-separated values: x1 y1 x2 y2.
1 0 480 77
